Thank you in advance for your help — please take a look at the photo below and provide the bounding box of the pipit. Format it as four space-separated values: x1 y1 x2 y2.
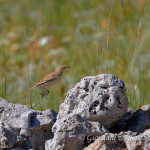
27 66 70 98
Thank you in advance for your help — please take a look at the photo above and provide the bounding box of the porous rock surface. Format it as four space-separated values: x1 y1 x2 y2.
58 74 128 128
1 74 150 150
45 114 109 150
84 105 150 150
0 97 57 150
84 133 127 150
84 129 150 150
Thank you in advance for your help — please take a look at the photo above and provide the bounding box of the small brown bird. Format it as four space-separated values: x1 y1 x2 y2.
27 66 70 98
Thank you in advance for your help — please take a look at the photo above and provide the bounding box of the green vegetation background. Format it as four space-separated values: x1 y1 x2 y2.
0 0 150 111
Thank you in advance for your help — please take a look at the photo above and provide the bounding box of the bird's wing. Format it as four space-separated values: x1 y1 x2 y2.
35 71 58 86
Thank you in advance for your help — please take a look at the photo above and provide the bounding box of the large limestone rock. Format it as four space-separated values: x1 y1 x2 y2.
0 97 57 150
45 114 108 150
58 74 128 128
45 74 129 149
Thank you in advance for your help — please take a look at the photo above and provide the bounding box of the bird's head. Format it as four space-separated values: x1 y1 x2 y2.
57 66 70 72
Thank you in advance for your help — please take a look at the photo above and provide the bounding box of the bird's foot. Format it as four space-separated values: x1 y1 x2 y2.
41 89 49 98
45 90 49 97
43 88 49 97
41 92 45 98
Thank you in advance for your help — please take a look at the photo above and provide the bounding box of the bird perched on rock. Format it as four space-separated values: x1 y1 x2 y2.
27 66 70 98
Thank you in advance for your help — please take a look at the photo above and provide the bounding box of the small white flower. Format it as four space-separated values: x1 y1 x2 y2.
39 37 49 47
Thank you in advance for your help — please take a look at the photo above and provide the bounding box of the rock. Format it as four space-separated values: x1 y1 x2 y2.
0 97 57 150
111 105 150 133
58 74 128 128
84 133 127 150
2 73 150 150
10 148 25 150
0 121 25 149
84 129 150 150
126 105 150 133
123 129 150 150
109 107 136 133
127 111 150 133
45 114 109 150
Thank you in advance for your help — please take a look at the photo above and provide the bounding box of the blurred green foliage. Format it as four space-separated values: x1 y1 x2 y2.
0 0 150 111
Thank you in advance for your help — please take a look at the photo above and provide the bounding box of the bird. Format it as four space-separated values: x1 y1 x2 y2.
26 66 70 98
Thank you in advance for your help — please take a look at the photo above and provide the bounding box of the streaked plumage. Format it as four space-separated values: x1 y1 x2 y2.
28 66 70 97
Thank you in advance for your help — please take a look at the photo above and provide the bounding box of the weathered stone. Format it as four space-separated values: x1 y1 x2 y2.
0 121 25 149
114 105 150 133
84 133 127 150
45 114 108 150
0 97 57 150
127 109 150 133
58 74 128 128
84 130 150 150
2 73 150 150
123 129 150 150
109 107 135 133
128 105 150 133
10 148 25 150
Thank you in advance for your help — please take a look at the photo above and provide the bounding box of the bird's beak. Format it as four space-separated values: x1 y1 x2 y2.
65 66 70 69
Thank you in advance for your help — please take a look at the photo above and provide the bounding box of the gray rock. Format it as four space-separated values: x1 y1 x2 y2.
45 114 109 150
2 73 150 150
0 121 25 149
83 104 150 150
84 133 126 150
0 97 57 150
126 105 150 133
109 107 136 133
10 148 25 150
84 129 150 150
58 74 128 128
123 129 150 150
112 105 150 133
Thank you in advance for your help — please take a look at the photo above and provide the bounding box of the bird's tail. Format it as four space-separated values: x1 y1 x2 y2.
23 85 37 95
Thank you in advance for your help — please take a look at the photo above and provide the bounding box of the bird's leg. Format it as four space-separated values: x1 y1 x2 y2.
41 87 45 98
41 86 49 98
43 87 49 96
